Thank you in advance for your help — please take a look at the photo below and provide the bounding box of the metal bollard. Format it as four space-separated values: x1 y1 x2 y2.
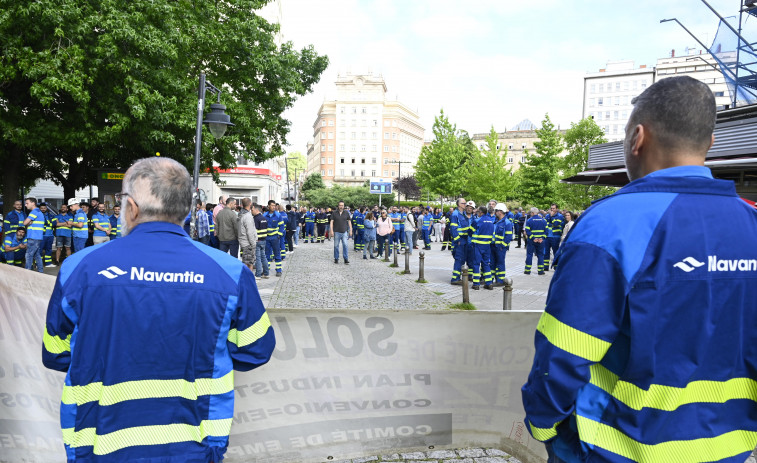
383 243 390 262
393 245 399 266
461 266 470 303
503 277 513 311
403 249 411 274
417 251 426 282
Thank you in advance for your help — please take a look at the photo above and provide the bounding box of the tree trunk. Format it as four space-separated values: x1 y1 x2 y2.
2 146 22 215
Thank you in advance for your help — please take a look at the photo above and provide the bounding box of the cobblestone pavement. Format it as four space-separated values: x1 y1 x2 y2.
333 448 522 463
259 240 450 310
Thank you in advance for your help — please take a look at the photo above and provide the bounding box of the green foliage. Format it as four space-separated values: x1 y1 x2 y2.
449 302 476 311
0 0 328 210
286 152 307 181
558 118 616 210
300 172 326 197
415 110 468 198
464 126 514 204
305 185 394 209
518 114 565 208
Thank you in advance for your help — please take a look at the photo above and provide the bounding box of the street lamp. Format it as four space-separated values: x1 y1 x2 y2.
391 160 412 202
191 72 234 238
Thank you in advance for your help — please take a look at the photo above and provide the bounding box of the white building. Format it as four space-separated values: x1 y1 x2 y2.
583 50 737 142
582 60 655 142
307 73 425 187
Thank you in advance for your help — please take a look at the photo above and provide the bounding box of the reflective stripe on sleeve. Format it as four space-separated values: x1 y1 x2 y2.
536 312 610 362
61 370 234 406
529 420 559 441
43 328 71 354
227 312 271 348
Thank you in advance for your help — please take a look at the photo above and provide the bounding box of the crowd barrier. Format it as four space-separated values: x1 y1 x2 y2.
0 265 546 463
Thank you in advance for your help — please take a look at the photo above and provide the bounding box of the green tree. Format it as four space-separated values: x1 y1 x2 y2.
300 172 326 200
415 110 468 199
306 185 393 209
286 152 307 181
518 114 564 207
558 118 616 210
464 126 514 204
0 0 328 212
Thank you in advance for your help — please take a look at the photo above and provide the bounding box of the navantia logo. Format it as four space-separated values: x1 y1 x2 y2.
98 266 205 283
673 257 705 273
98 266 127 279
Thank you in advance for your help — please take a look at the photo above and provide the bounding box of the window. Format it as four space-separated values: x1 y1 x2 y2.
372 132 378 139
340 169 345 176
321 120 326 127
613 111 619 120
351 132 356 139
351 145 356 152
598 97 604 106
507 157 513 163
340 158 345 164
605 111 610 120
328 158 334 164
372 106 378 113
328 132 334 139
496 144 500 150
521 143 527 149
622 110 628 119
384 132 390 139
597 112 602 120
361 119 367 127
339 132 345 139
361 106 367 114
351 170 355 177
589 98 595 107
360 170 365 177
328 169 333 176
328 120 334 126
714 91 725 97
392 146 398 152
392 121 397 127
371 145 377 152
384 120 390 127
508 143 513 150
590 84 596 93
361 158 366 163
321 157 326 163
371 170 376 177
371 157 377 164
340 107 345 114
361 145 366 152
328 144 333 151
321 133 326 139
321 145 325 152
614 96 620 105
615 82 621 91
624 81 629 91
372 120 378 126
384 170 388 176
321 170 325 176
641 81 647 89
384 159 389 165
361 132 367 139
623 96 629 105
632 80 638 90
391 171 396 176
351 119 357 127
599 83 604 92
521 156 526 162
612 125 618 135
339 144 345 151
351 106 356 114
392 133 397 140
384 145 389 152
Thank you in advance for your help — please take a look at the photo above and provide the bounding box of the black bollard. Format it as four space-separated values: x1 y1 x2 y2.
403 249 411 274
417 252 426 283
383 243 390 262
461 266 470 303
503 277 513 311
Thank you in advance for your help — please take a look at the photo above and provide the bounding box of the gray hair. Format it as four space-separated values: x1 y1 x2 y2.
530 207 539 214
629 76 715 153
122 157 192 225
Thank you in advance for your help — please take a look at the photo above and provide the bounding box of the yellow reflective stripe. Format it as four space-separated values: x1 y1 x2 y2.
537 312 610 362
62 371 234 406
529 420 559 441
66 418 232 454
228 312 271 348
590 364 757 412
576 415 757 462
43 328 71 354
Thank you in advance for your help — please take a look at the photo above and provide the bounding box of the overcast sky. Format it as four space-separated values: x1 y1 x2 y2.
276 0 747 153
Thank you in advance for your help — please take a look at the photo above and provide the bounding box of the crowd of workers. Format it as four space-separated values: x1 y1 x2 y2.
2 196 121 272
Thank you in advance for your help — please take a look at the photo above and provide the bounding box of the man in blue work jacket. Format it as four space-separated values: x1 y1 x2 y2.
522 76 757 462
543 203 564 271
263 200 283 276
449 198 471 285
43 156 275 462
524 208 547 275
23 197 45 272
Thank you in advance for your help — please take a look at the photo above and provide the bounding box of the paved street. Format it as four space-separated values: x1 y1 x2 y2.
258 236 553 312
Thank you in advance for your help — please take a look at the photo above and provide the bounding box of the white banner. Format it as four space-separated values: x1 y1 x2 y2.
0 265 546 463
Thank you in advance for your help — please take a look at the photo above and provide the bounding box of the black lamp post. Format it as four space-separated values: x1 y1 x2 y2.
191 73 234 239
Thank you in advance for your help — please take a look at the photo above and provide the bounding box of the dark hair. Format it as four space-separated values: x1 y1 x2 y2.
365 212 374 221
242 198 252 208
206 204 214 211
268 199 276 205
285 204 292 211
226 197 236 205
629 76 715 153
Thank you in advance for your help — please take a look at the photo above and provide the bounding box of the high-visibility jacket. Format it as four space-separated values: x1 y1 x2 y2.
54 213 73 237
522 166 757 463
73 210 89 239
42 221 275 462
263 211 281 238
2 209 25 234
546 212 565 236
421 214 433 231
26 207 45 240
449 209 471 243
525 215 547 240
470 214 494 245
493 217 513 248
305 211 316 223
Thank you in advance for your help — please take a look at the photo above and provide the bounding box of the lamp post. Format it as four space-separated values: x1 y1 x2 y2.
283 155 300 205
191 73 234 239
293 168 304 206
392 160 412 202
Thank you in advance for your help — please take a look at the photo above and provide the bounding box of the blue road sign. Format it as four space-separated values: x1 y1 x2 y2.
369 181 393 194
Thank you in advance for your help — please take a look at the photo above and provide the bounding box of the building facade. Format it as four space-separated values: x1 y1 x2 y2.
307 73 424 187
470 119 567 172
583 50 736 142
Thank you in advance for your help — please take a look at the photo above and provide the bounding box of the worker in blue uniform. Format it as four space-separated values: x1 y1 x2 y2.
470 206 494 290
109 204 122 240
449 198 472 285
316 208 327 243
277 204 287 260
398 208 407 251
53 202 74 264
305 208 316 243
388 207 401 257
522 76 757 463
543 203 565 271
43 157 275 462
492 203 513 286
524 207 547 275
421 209 433 250
352 207 364 251
71 201 89 253
2 199 25 235
263 201 283 276
3 227 27 266
40 202 56 267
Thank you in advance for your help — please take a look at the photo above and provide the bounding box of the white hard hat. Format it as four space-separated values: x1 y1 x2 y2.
466 200 476 208
494 203 508 212
67 198 78 206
